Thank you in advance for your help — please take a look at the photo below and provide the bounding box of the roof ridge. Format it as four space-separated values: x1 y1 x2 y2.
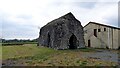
84 22 120 30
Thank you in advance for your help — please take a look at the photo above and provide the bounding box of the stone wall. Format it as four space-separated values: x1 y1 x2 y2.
38 12 85 50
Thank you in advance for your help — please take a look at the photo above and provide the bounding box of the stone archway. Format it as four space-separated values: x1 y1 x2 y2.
69 34 77 49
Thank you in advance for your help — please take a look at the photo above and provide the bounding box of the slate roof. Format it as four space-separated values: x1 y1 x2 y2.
84 22 120 30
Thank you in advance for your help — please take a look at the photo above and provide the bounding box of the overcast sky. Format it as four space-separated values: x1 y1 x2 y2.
0 0 119 40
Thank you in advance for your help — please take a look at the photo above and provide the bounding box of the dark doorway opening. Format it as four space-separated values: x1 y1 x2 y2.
106 46 109 49
47 33 50 47
88 40 90 47
118 46 120 50
94 29 97 37
69 34 77 49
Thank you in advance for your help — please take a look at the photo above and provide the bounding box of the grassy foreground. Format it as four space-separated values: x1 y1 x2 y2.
2 44 56 60
2 44 118 66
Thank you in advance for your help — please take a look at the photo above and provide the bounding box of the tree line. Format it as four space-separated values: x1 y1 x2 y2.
1 38 38 43
1 38 38 46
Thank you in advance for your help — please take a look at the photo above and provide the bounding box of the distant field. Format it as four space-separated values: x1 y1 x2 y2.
2 44 119 66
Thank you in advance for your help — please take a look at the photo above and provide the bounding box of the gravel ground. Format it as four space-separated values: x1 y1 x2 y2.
81 49 118 63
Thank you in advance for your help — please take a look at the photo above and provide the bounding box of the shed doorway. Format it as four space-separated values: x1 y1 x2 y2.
88 40 91 47
69 34 77 49
118 46 120 50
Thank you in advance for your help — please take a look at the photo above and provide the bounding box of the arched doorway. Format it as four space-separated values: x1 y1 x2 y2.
69 34 77 49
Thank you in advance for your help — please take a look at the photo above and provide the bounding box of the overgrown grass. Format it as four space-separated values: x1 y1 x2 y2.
2 44 56 60
60 47 96 52
79 48 96 52
0 44 2 60
2 45 118 66
2 45 96 61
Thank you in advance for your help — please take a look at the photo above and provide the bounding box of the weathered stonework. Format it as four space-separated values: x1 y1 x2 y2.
38 12 85 49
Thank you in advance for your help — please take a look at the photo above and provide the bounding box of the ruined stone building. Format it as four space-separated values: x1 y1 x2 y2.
38 12 85 49
84 22 120 49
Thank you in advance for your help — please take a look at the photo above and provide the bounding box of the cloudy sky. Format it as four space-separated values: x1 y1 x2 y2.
0 0 119 39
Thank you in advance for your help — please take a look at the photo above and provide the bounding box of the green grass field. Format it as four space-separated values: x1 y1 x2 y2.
2 44 56 60
2 44 118 66
0 43 2 60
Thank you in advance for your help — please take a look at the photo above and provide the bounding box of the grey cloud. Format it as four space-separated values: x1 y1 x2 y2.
73 2 97 9
49 1 97 9
16 15 32 20
105 17 118 27
3 20 39 39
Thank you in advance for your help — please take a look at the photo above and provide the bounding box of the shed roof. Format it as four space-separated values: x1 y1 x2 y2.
84 22 120 30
